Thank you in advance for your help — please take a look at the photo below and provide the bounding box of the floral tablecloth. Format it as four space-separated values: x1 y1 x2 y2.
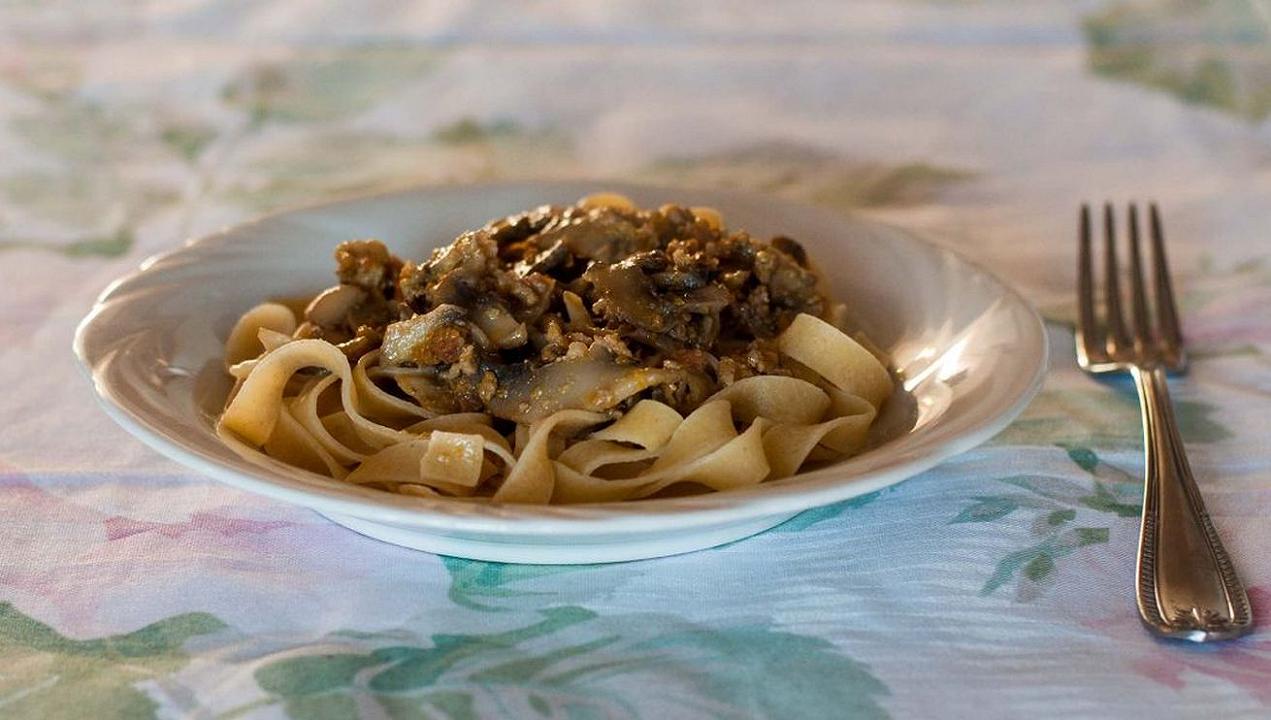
2 2 1270 718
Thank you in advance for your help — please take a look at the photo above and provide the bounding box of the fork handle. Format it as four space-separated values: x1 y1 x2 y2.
1131 365 1251 641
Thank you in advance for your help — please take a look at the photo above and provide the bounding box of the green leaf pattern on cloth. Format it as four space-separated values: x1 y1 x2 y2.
0 603 225 719
0 599 890 720
770 489 889 533
222 47 441 124
953 447 1143 598
241 607 890 720
1084 0 1271 122
442 559 588 612
993 386 1231 450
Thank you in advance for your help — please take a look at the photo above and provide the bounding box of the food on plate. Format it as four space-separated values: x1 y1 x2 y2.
217 192 893 504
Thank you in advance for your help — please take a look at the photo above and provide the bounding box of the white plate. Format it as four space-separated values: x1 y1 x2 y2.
74 182 1047 564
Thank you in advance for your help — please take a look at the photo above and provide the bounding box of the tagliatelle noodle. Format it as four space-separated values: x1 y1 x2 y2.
761 413 872 480
556 400 683 475
648 400 737 472
420 431 486 488
257 327 294 353
552 414 771 503
225 327 299 406
220 339 410 449
219 309 891 504
263 401 347 478
814 388 876 454
777 313 893 410
318 411 380 455
493 410 609 504
397 484 441 498
287 375 367 465
344 441 474 496
403 414 510 453
308 375 510 481
550 401 753 502
556 441 656 477
354 351 434 423
224 302 297 368
590 399 684 448
705 375 830 425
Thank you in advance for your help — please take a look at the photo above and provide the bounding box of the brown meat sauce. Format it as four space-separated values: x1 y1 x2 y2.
301 202 831 423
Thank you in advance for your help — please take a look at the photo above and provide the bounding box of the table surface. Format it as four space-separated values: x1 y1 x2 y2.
3 2 1270 718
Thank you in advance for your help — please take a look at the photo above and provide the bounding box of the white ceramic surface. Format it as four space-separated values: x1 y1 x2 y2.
73 182 1047 564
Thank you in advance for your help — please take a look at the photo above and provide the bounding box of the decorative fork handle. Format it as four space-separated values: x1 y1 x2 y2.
1131 365 1251 641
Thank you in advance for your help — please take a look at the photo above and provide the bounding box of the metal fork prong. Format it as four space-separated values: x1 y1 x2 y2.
1127 203 1153 352
1103 203 1131 354
1077 204 1102 361
1149 203 1184 355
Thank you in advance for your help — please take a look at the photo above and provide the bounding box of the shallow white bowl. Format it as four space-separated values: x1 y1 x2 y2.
74 182 1046 564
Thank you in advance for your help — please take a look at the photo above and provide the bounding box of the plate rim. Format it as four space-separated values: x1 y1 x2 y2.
73 179 1049 535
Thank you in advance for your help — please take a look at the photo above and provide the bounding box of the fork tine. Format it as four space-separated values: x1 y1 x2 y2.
1149 203 1184 354
1077 204 1101 361
1103 203 1131 353
1127 203 1153 351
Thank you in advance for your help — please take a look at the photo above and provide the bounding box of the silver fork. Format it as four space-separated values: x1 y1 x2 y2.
1077 203 1251 642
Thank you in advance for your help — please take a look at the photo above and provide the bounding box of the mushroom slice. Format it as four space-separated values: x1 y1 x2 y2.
489 354 682 424
303 284 367 330
380 304 471 367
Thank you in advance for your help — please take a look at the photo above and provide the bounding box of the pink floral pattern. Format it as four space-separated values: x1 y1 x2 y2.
102 513 293 541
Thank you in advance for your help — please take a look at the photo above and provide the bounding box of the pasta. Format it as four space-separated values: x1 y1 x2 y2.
217 193 893 504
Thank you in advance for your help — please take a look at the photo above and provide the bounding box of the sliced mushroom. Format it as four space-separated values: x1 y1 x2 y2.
682 283 732 313
393 373 461 415
380 304 472 366
652 270 706 292
488 352 683 424
303 284 367 331
399 231 499 311
471 303 527 349
584 261 676 333
335 325 383 361
515 239 570 277
536 215 652 263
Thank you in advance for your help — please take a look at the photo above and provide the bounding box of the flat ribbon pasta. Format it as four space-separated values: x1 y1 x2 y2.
493 409 609 504
778 313 893 410
552 403 771 503
355 351 434 423
420 431 486 488
264 402 347 478
288 375 366 465
220 339 410 450
557 400 683 475
344 441 474 496
706 375 829 425
218 294 893 504
224 303 297 368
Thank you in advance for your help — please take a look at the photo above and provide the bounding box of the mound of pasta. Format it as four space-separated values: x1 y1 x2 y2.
217 193 893 504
